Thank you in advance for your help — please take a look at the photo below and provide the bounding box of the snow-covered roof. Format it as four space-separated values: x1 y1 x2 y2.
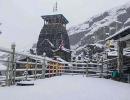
107 51 117 57
0 45 63 64
107 50 130 57
43 39 54 47
62 47 71 53
54 46 71 53
106 26 130 41
89 43 103 48
42 14 69 24
54 56 67 63
124 52 130 57
46 39 54 47
124 18 130 24
17 56 41 61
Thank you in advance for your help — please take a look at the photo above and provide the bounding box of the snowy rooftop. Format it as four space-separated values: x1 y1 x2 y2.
107 49 130 57
106 26 130 41
107 51 118 56
54 46 71 53
89 43 103 48
54 56 67 63
0 75 130 100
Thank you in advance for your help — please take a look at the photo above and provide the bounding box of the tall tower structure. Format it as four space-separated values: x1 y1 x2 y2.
37 14 71 61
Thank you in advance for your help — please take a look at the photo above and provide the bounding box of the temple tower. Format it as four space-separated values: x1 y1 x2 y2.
37 14 71 61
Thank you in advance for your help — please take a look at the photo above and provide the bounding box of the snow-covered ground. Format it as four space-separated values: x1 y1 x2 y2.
0 75 130 100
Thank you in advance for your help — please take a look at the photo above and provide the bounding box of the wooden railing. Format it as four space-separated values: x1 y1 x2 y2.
0 44 104 86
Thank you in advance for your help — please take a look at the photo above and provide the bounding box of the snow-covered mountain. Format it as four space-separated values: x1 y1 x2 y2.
68 2 130 55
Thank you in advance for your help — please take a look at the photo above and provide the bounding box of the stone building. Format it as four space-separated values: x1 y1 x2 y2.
37 14 71 61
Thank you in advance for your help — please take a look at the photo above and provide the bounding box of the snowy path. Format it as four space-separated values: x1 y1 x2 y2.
0 75 130 100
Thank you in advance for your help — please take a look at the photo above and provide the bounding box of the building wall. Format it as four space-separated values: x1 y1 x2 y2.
37 23 71 61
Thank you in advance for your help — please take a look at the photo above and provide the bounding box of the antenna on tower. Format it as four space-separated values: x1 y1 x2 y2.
53 2 58 13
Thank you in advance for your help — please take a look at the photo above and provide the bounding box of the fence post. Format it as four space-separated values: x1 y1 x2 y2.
86 62 88 77
70 62 73 75
8 55 12 86
100 57 103 78
34 59 38 80
25 57 29 81
6 56 10 86
71 62 74 75
56 62 58 76
42 53 46 79
10 43 16 85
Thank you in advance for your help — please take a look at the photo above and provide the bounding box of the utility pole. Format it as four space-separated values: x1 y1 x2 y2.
86 61 89 77
100 57 103 78
6 57 10 86
11 44 16 85
25 57 29 81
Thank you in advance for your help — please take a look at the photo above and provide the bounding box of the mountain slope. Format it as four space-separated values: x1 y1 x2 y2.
68 2 130 55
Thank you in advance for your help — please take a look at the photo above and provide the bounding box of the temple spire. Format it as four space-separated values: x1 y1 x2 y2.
53 2 58 13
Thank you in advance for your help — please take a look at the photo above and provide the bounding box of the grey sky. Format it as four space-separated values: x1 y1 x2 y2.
0 0 130 50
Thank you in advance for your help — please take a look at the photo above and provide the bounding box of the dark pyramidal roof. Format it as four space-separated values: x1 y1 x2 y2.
41 14 69 24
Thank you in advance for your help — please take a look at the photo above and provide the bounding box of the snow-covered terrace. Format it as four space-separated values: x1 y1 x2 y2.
0 75 130 100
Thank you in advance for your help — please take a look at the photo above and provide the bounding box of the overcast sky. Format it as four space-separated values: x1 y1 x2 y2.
0 0 130 50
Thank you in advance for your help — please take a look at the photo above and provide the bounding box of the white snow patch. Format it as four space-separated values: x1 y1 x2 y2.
0 75 130 100
106 26 130 40
125 18 130 24
0 64 7 70
68 23 89 36
90 43 103 48
108 51 118 56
